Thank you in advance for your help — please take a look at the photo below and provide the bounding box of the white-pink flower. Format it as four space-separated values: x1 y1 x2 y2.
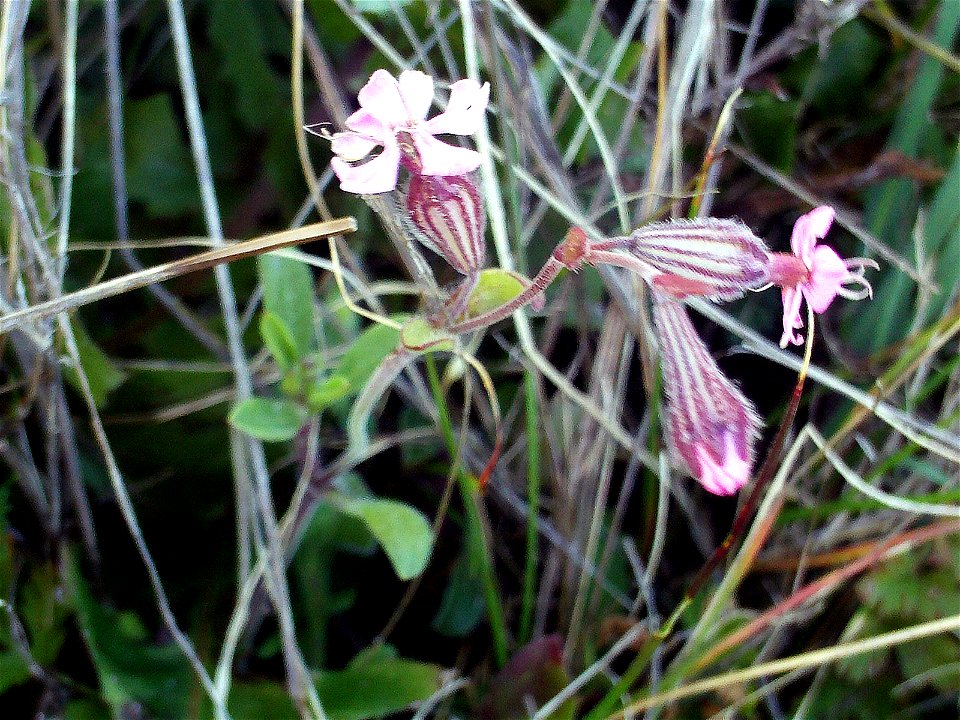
771 206 877 348
329 69 490 194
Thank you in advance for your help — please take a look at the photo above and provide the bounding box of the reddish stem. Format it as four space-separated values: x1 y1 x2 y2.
685 371 807 602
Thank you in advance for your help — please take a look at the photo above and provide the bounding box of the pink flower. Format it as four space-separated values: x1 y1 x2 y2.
770 206 877 348
330 69 490 194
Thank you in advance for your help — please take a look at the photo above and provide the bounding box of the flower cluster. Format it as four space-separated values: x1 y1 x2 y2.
328 69 490 292
318 69 878 497
580 207 875 494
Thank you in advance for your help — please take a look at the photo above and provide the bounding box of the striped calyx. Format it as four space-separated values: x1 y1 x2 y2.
651 294 761 495
626 218 771 301
406 172 485 276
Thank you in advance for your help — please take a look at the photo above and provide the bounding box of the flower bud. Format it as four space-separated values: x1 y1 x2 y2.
651 294 761 495
406 172 486 276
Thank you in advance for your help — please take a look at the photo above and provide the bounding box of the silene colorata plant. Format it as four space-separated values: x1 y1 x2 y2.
315 68 878 497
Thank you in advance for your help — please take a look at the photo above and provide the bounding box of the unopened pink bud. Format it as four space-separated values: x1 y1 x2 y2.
652 294 760 495
406 173 486 276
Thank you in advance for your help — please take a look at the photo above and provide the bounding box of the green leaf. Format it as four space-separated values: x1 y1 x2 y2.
63 699 110 720
229 398 307 442
226 682 298 720
260 311 300 371
21 563 69 666
65 551 192 717
806 20 884 115
852 3 960 351
206 0 284 129
737 92 800 173
0 652 30 694
335 496 433 580
919 143 960 327
896 634 960 694
432 549 485 637
306 374 352 411
313 645 442 720
63 322 126 408
336 322 402 387
258 253 316 358
125 95 200 218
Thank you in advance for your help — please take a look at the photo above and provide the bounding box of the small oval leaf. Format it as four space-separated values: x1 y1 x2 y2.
400 318 455 352
258 254 315 357
337 497 433 580
307 374 352 411
229 398 307 442
336 322 402 387
260 312 300 370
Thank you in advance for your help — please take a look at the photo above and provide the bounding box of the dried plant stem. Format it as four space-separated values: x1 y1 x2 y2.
0 220 356 335
165 1 322 715
59 316 224 716
587 309 815 718
55 0 77 279
102 0 227 359
518 369 541 644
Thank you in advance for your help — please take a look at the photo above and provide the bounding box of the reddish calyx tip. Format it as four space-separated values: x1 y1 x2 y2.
554 227 589 270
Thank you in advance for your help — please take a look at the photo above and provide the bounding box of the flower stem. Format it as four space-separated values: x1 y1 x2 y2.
519 369 541 644
445 256 564 335
424 355 509 666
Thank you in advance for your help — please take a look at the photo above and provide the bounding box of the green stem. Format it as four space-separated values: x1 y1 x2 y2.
519 369 541 644
425 355 509 666
583 600 690 720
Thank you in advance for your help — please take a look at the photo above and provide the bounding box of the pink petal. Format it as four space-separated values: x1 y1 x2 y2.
344 108 392 141
411 131 483 175
397 70 435 124
424 80 491 136
356 69 407 128
804 245 848 313
330 132 379 162
695 435 750 495
331 142 401 194
779 285 805 348
790 205 835 263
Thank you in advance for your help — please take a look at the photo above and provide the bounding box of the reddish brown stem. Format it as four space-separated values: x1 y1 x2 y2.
690 519 960 673
685 372 807 601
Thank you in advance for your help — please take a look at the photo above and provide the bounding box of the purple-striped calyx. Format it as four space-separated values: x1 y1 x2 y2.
592 218 772 301
651 293 761 495
406 172 486 277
